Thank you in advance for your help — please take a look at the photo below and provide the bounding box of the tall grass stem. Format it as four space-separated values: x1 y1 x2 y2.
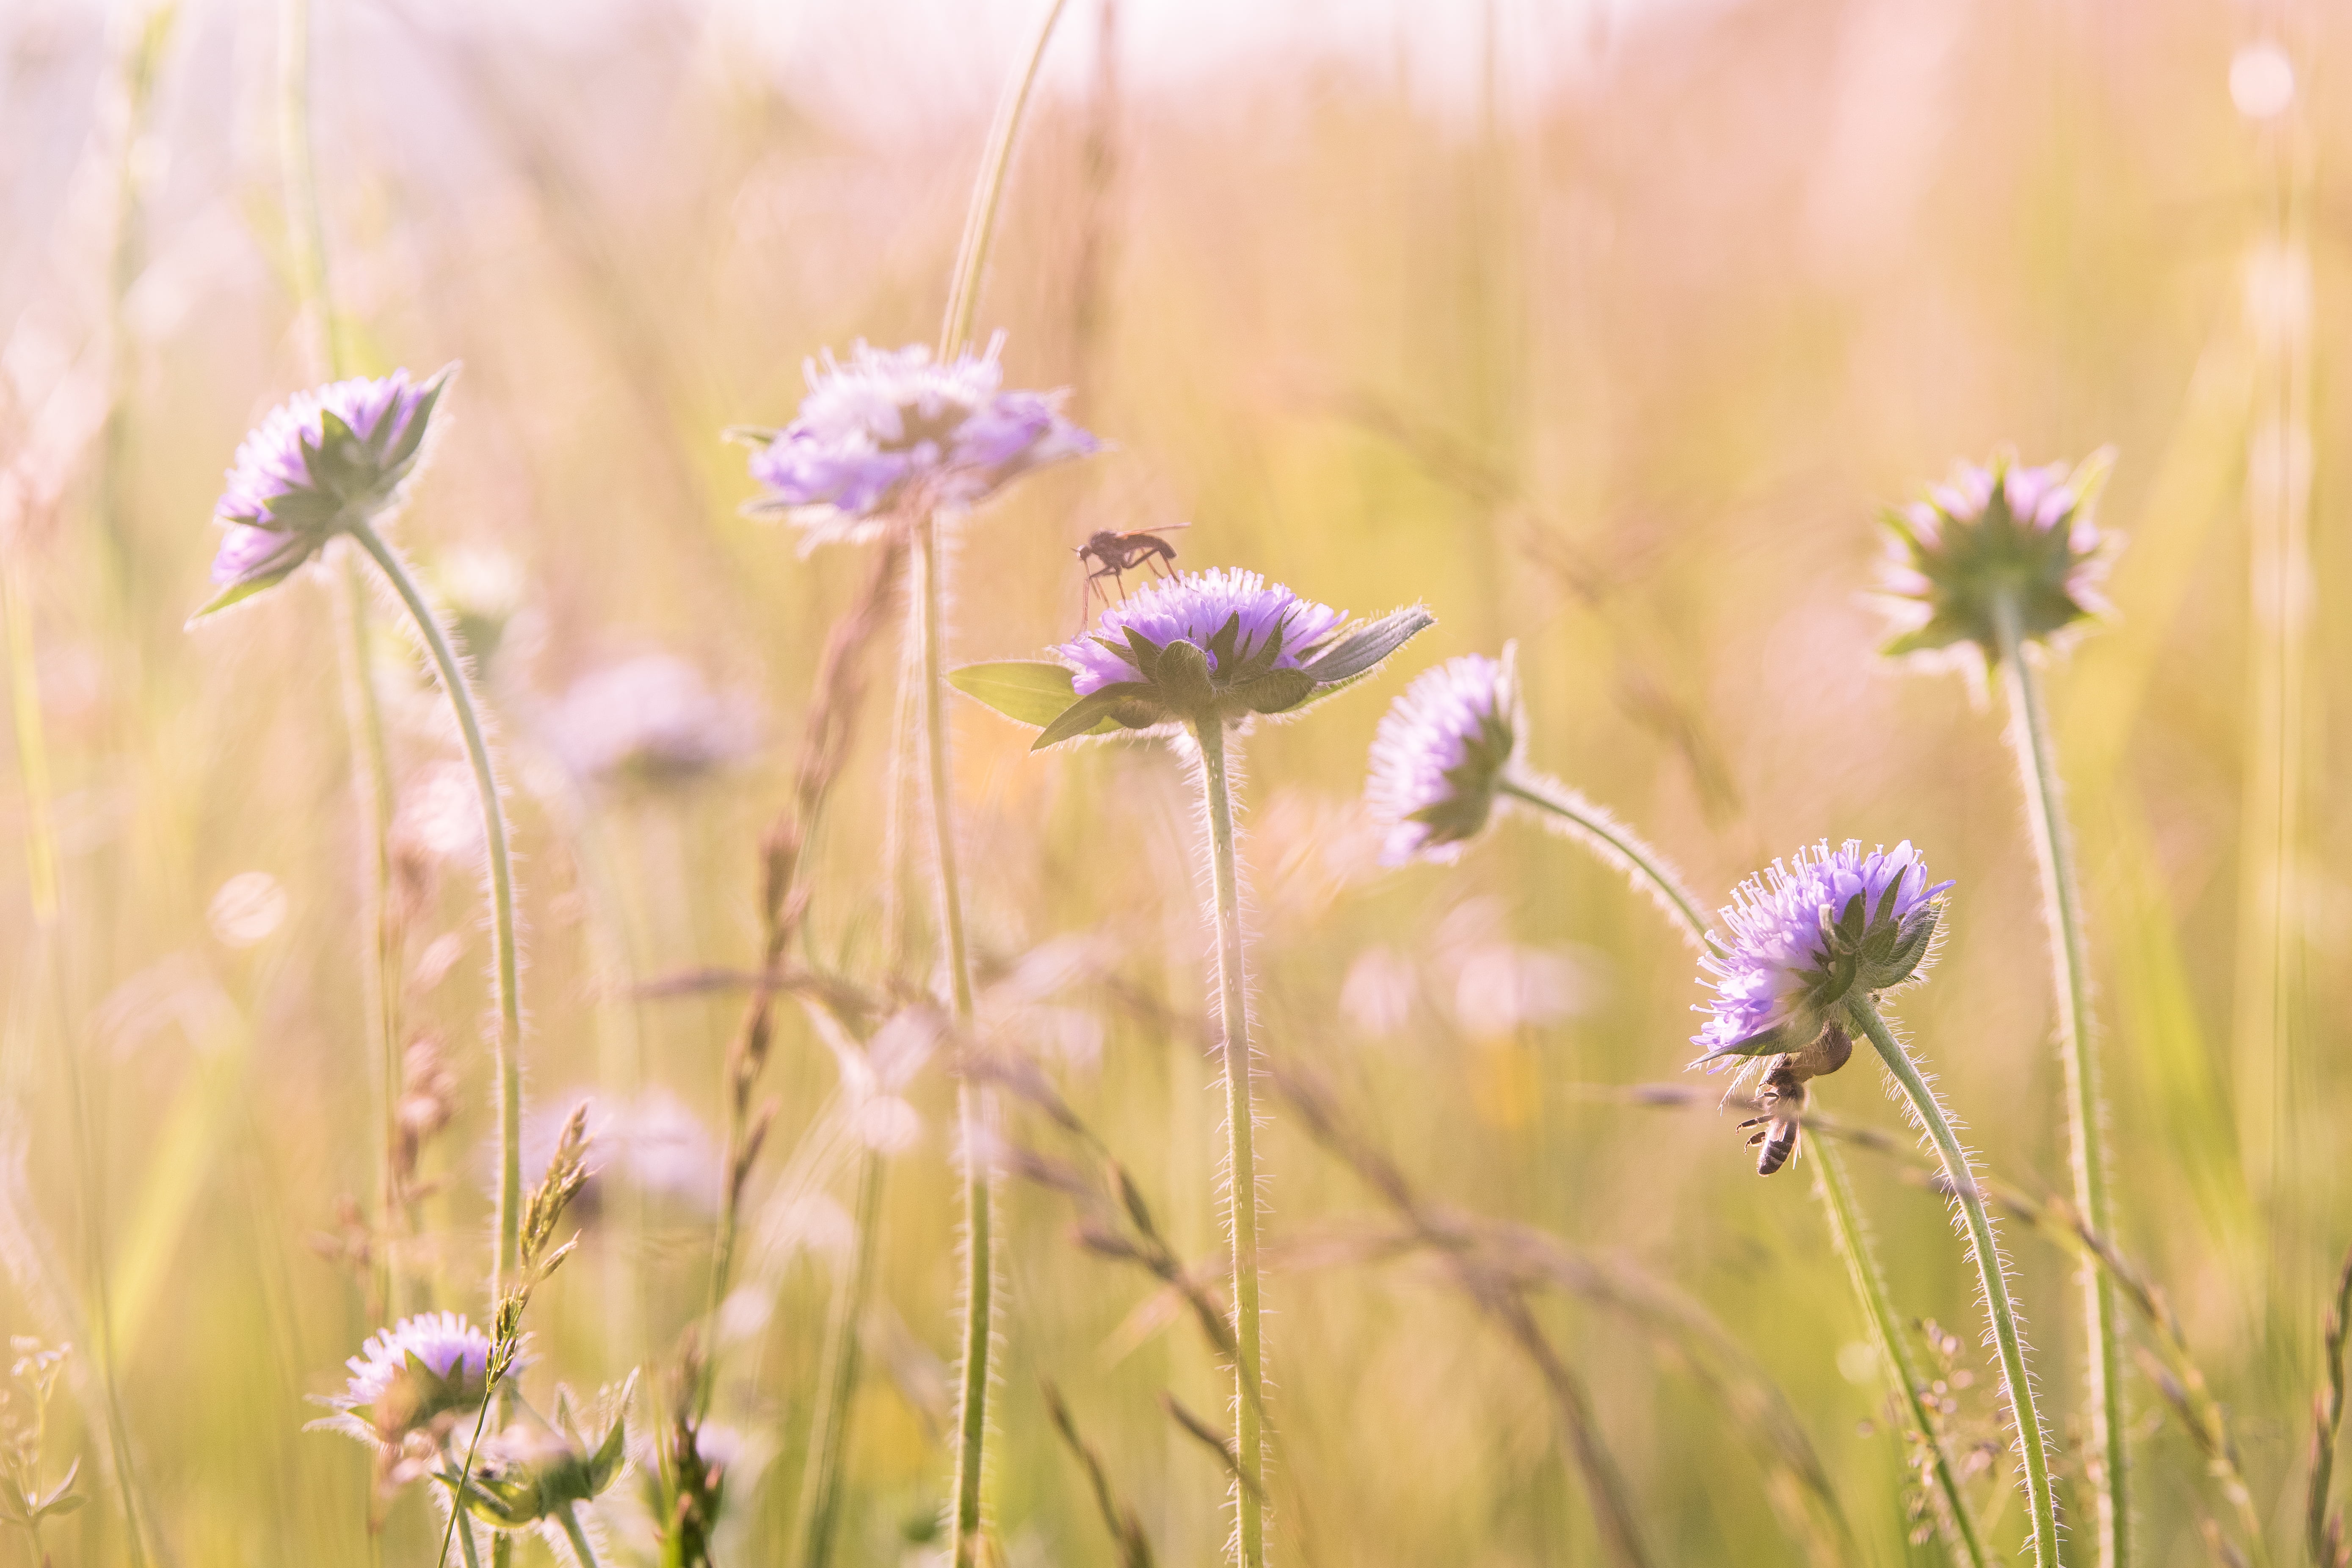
1844 995 2061 1567
798 1146 886 1568
1993 591 2126 1568
1192 718 1266 1568
928 4 1072 1551
348 521 525 1297
1814 1136 1990 1567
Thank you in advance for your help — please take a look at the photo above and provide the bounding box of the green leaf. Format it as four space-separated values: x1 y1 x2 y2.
1300 605 1435 684
948 661 1081 728
1230 667 1314 715
1034 683 1156 749
1154 638 1215 710
722 423 780 448
185 568 299 627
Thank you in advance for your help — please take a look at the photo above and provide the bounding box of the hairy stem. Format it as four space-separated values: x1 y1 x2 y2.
1993 591 2126 1568
1193 719 1266 1568
1846 995 2061 1567
559 1504 603 1568
1814 1136 1989 1568
927 3 1073 1551
349 522 524 1296
798 1147 887 1568
917 519 994 1568
1496 772 1715 953
279 0 406 1327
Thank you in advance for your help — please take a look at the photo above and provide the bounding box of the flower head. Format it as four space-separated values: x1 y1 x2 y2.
1692 840 1950 1069
954 567 1432 747
1878 449 2115 665
547 654 758 789
200 367 452 617
316 1311 491 1447
740 334 1098 550
1366 647 1521 865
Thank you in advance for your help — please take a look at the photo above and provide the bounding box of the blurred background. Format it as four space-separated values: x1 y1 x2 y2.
0 0 2345 1562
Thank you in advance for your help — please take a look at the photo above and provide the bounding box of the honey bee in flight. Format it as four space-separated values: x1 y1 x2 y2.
1739 1020 1853 1176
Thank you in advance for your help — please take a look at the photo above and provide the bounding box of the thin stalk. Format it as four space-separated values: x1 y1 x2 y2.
3 565 151 1565
798 1146 887 1568
1192 720 1265 1568
279 0 405 1324
919 519 994 1568
2309 1244 2352 1565
1814 1137 1989 1568
1993 591 2126 1568
937 0 1074 360
1496 771 1714 953
348 521 524 1295
1845 995 2061 1567
558 1505 603 1568
925 6 1071 1554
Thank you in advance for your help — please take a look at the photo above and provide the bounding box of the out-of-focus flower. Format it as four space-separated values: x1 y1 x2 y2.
546 655 758 790
1878 450 2115 667
737 334 1098 551
207 871 288 948
312 1312 490 1449
1692 840 1949 1070
433 545 536 677
197 367 452 617
1365 647 1520 866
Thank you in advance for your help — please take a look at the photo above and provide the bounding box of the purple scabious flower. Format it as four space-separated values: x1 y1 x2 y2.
1692 840 1950 1069
314 1311 491 1447
547 654 758 789
1878 448 2115 665
200 367 452 618
1056 567 1347 698
1366 648 1520 866
740 334 1099 550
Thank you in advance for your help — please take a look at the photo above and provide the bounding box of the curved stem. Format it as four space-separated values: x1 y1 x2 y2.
1845 994 2062 1567
798 1146 887 1568
918 520 993 1567
349 521 524 1297
937 0 1074 359
1814 1137 1989 1568
1992 593 2126 1568
1496 772 1715 954
558 1504 603 1568
1193 719 1266 1568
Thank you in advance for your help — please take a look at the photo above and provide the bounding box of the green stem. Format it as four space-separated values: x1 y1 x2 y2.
1845 994 2062 1567
926 6 1072 1555
918 519 994 1568
1993 592 2126 1568
349 522 524 1297
798 1146 887 1568
1496 772 1716 953
937 0 1074 359
279 0 405 1325
1814 1137 1990 1568
1193 719 1266 1568
558 1504 603 1568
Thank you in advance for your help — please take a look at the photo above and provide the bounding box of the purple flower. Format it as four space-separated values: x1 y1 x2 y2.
317 1311 491 1445
1879 449 2115 664
199 367 452 617
1055 567 1347 697
741 334 1099 550
546 654 758 788
1366 649 1520 866
1692 840 1950 1067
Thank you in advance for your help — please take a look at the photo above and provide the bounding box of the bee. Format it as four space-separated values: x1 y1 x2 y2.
1075 523 1189 615
1739 1020 1854 1176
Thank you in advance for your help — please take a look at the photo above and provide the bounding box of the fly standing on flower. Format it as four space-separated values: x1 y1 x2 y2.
1738 1021 1854 1176
1075 522 1188 616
